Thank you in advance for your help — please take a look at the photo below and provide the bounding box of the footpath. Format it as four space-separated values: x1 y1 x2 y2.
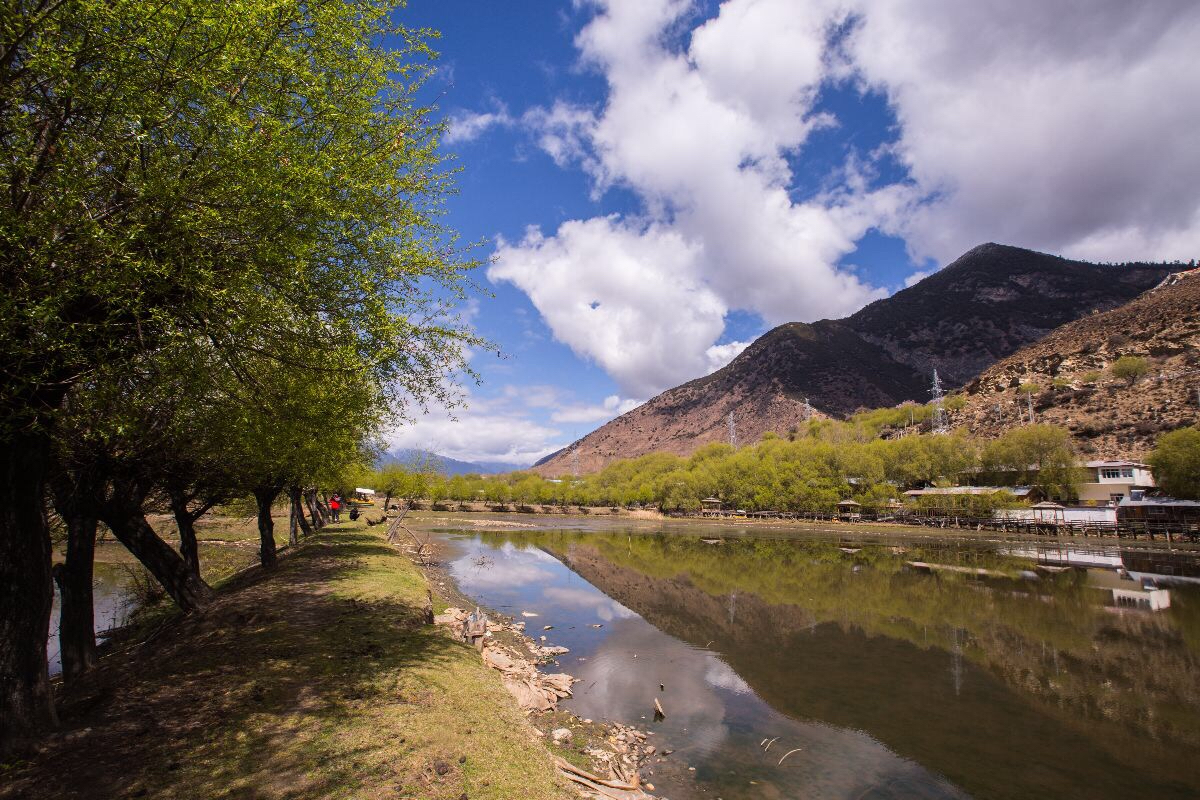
1 523 573 800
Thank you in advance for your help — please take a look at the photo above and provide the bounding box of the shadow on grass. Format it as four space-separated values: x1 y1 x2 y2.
4 528 476 800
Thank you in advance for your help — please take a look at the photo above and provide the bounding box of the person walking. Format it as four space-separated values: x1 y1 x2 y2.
330 493 341 522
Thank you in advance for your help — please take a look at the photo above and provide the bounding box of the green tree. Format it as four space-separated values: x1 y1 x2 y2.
1111 356 1149 384
981 425 1083 500
0 1 476 752
1146 426 1200 499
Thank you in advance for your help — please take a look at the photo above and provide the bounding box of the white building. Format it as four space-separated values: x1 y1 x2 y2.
1077 460 1156 506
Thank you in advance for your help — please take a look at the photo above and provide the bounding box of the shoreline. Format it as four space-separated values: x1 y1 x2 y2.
6 522 577 800
413 532 662 796
402 508 1200 554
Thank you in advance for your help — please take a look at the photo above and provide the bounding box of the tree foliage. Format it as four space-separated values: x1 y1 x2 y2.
374 424 1084 513
1147 426 1200 500
0 0 479 752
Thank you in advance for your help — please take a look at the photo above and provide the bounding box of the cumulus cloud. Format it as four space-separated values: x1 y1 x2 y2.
551 394 643 424
488 0 1200 399
844 0 1200 264
493 217 728 397
444 106 515 145
387 399 562 466
492 0 889 397
705 341 751 373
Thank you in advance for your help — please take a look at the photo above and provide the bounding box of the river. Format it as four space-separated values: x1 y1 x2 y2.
420 516 1200 800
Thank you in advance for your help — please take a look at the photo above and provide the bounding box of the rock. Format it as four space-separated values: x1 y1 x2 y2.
552 728 573 745
434 759 451 776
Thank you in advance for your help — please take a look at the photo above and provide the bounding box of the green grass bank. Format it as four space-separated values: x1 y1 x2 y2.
3 522 573 800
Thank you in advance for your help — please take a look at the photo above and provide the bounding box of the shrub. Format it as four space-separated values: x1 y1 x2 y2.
1080 370 1101 384
1110 355 1149 384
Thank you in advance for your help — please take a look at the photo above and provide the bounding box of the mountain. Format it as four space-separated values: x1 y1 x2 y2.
535 244 1174 475
952 268 1200 458
381 449 517 476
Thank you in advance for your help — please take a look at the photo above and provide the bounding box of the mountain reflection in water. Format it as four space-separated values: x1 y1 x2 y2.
436 526 1200 800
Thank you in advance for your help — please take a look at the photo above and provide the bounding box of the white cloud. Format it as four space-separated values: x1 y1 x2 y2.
444 106 515 145
845 0 1200 264
551 394 643 424
494 0 887 397
491 0 1200 399
492 217 729 398
704 341 750 373
520 102 598 170
387 400 562 466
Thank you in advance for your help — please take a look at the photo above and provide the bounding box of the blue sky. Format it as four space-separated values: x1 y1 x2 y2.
387 0 1200 466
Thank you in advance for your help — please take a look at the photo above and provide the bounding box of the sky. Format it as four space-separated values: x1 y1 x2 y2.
386 0 1200 467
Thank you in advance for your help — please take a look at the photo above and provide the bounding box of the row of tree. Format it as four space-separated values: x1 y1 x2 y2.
1 2 474 754
372 423 1085 513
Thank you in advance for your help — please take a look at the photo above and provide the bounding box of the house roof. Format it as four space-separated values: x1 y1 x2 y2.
837 499 862 507
1031 501 1065 509
1085 460 1150 469
1119 496 1200 508
904 486 1034 497
701 497 721 503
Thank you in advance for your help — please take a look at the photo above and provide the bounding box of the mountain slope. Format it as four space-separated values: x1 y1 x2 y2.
952 268 1200 458
535 244 1174 475
380 449 516 475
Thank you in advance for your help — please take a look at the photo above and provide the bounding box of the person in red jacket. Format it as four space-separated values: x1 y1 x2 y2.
330 493 341 522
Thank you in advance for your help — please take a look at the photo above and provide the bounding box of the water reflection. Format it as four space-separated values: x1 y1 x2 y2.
437 525 1200 799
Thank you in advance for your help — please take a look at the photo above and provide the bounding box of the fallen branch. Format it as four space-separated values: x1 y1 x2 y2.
555 757 654 799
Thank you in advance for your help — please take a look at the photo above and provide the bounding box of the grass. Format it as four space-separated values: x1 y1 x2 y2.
9 521 573 800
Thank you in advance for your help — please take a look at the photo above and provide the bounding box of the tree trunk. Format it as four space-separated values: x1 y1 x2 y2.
289 486 313 542
382 492 393 518
306 489 326 528
100 482 213 613
253 484 283 569
0 431 57 756
50 513 98 684
48 469 101 685
167 488 201 579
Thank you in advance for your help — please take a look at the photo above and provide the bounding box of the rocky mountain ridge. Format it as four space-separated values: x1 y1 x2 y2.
535 243 1175 475
952 268 1200 458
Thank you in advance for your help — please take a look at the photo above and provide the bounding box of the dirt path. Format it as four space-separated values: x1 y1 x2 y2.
2 525 572 800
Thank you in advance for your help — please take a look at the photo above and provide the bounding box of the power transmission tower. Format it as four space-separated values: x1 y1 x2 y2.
804 397 813 420
572 446 580 478
728 411 738 449
930 369 949 434
1026 391 1035 424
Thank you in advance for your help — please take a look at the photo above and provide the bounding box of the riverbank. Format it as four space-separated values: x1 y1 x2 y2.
4 522 573 800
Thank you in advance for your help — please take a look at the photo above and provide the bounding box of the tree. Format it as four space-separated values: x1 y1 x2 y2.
1111 356 1149 384
0 1 477 752
981 425 1082 500
1147 426 1200 500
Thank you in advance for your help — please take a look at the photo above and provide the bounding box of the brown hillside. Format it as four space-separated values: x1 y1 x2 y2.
953 270 1200 458
535 244 1173 475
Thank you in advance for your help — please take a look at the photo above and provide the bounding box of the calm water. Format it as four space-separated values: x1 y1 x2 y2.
425 518 1200 800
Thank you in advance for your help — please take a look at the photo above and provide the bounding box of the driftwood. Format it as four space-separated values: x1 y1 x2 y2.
385 504 431 563
555 757 655 800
